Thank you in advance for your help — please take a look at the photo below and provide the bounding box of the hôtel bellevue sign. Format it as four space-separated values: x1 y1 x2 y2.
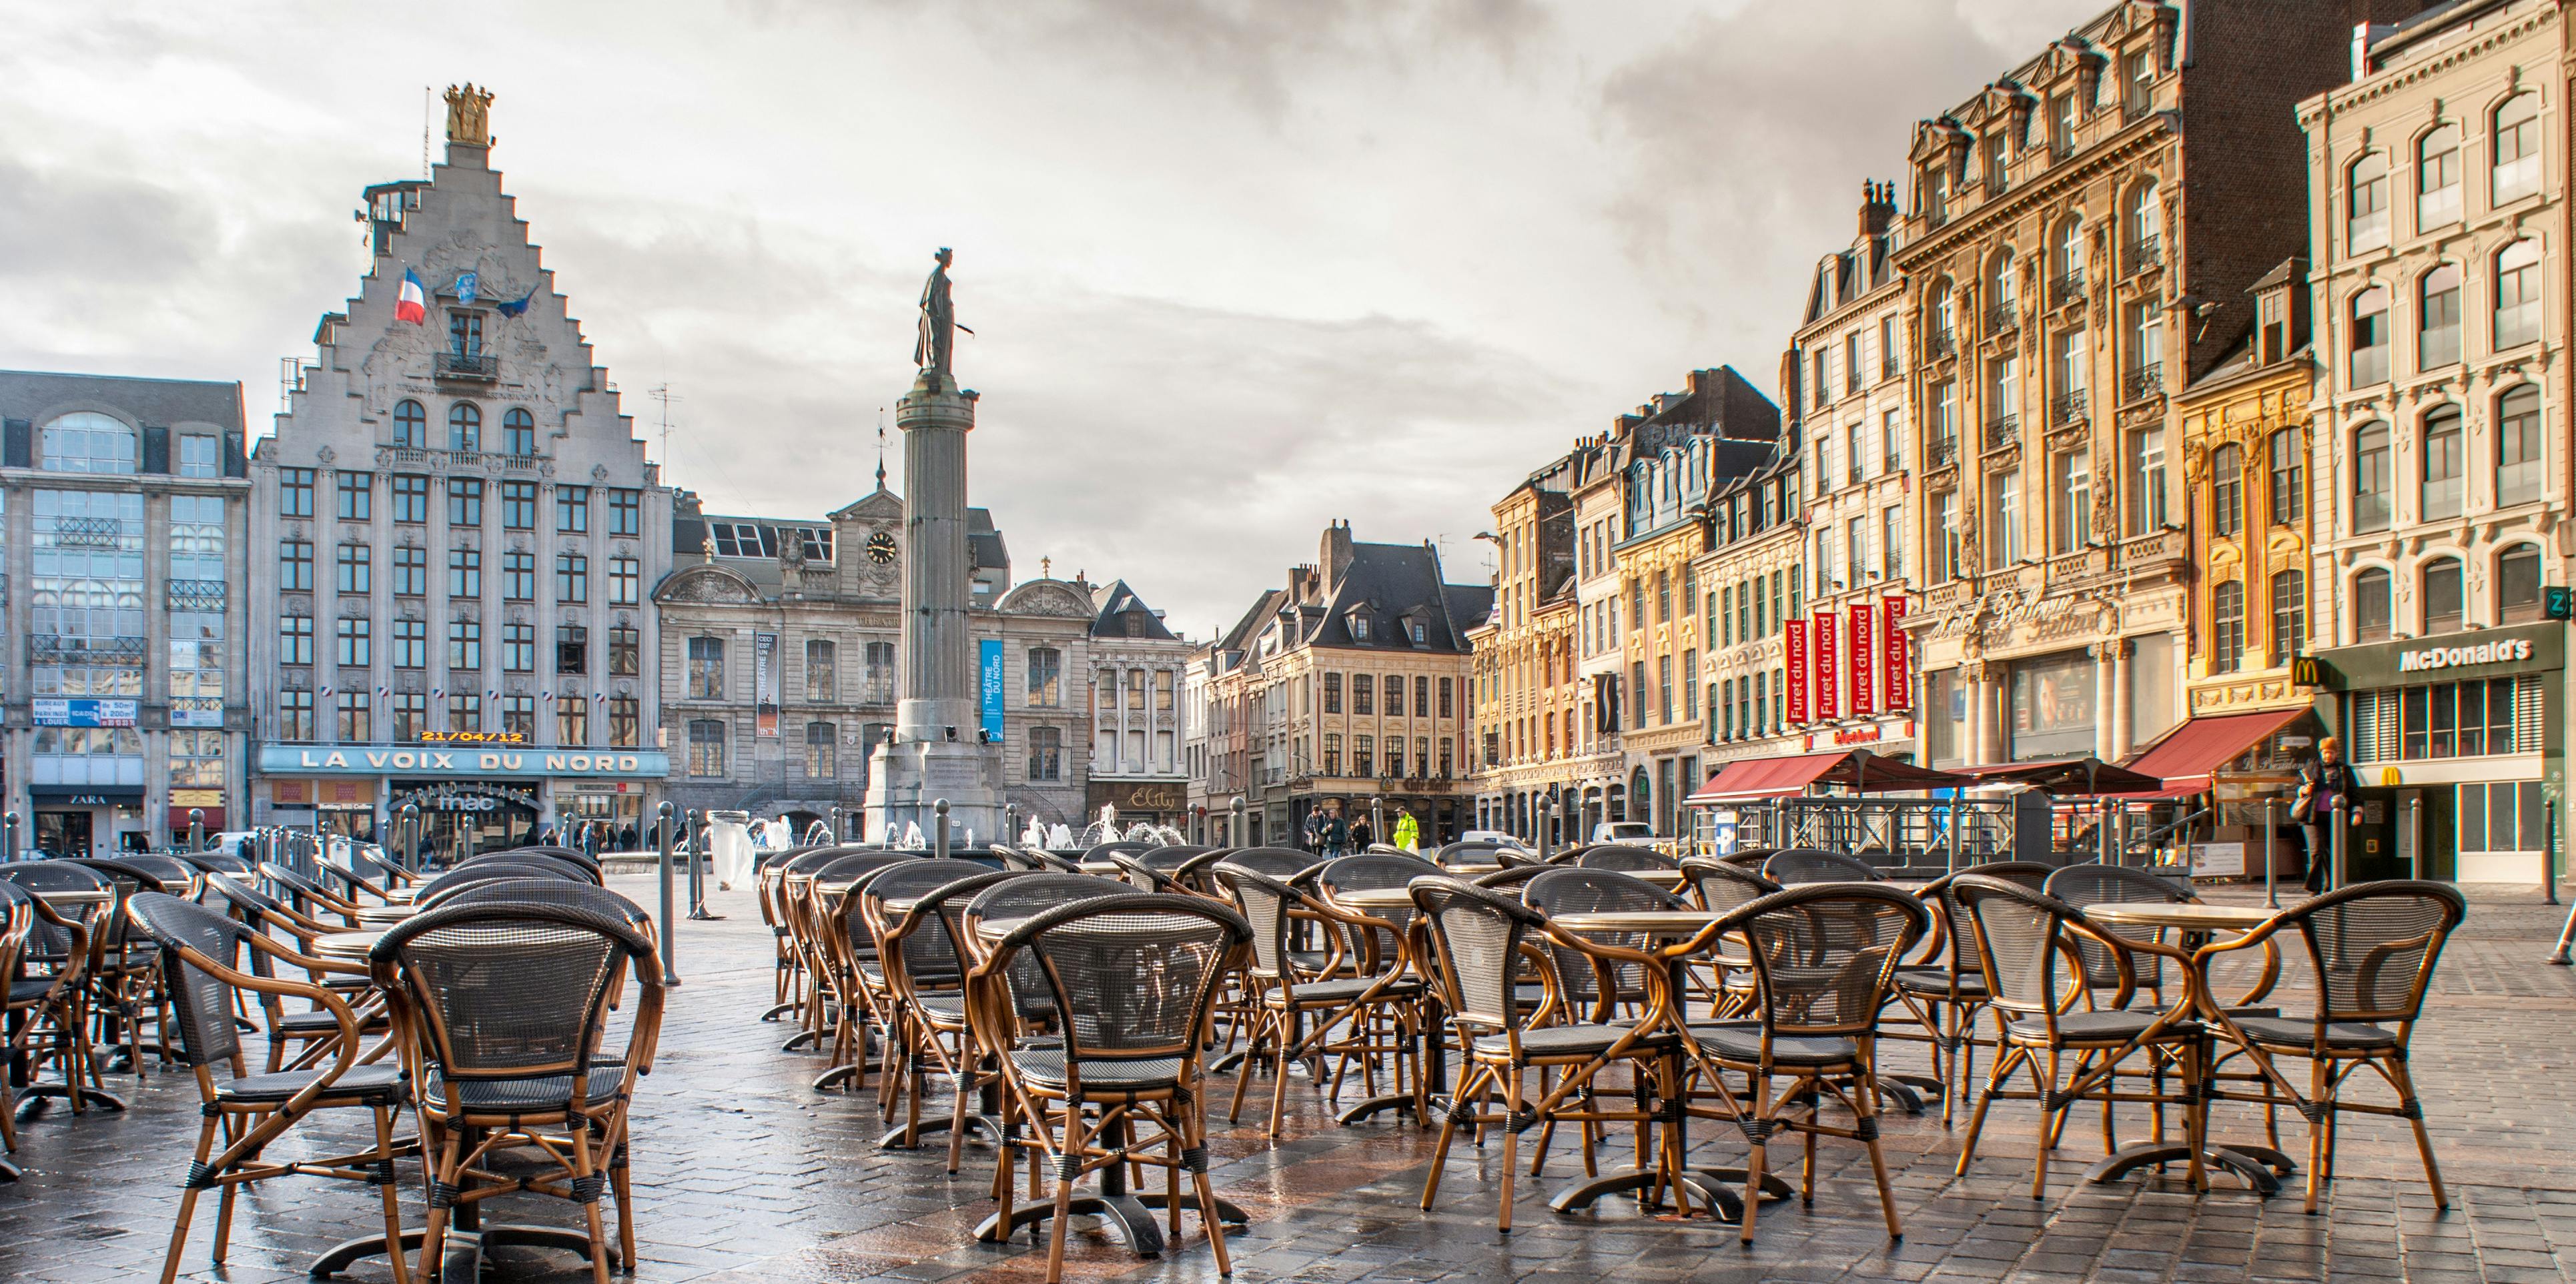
258 744 670 778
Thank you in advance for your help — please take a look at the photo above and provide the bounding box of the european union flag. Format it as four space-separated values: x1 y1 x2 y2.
496 285 536 318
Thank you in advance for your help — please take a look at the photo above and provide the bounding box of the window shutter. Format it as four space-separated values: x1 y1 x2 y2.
2517 674 2545 754
141 425 170 474
3 419 28 468
223 430 248 478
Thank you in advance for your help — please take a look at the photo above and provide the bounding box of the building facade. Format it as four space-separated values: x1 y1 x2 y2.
1565 438 1633 833
249 87 674 851
0 372 250 856
1693 448 1809 772
1080 580 1194 830
1464 455 1579 842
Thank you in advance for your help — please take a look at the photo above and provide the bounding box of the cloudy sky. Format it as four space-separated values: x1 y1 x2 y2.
1 0 2105 638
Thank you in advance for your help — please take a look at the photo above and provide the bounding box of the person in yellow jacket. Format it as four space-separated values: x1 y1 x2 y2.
1392 808 1420 852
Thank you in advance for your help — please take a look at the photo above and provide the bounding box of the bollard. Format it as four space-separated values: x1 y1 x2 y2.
5 811 17 862
934 798 951 861
396 802 419 874
655 801 681 985
685 807 716 920
2407 794 2423 880
2546 792 2561 907
2263 798 2278 909
1230 797 1246 848
2329 798 2347 893
187 808 205 855
1004 802 1019 851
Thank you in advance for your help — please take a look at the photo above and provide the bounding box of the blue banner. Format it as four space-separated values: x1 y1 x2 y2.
33 698 137 728
979 639 1005 740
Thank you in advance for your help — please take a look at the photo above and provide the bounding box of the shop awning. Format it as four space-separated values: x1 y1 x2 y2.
1686 750 1969 804
1956 756 2164 796
2122 708 2312 794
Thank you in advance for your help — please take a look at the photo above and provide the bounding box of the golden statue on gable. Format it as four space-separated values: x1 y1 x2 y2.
444 83 494 147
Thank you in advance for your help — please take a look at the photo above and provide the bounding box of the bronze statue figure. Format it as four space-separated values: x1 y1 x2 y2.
914 247 961 378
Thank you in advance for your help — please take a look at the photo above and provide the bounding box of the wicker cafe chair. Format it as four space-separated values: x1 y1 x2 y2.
0 884 32 1175
1949 875 2208 1199
807 854 923 1085
755 844 829 1019
777 850 898 1053
1892 862 2054 1127
484 844 606 879
1716 846 1779 871
262 862 368 928
370 896 666 1284
1762 848 1881 885
70 858 185 1079
1167 848 1238 894
998 846 1084 873
1575 845 1681 873
124 893 409 1284
1674 860 1781 1019
967 892 1250 1284
0 862 115 1116
1410 877 1679 1233
1519 867 1692 1182
194 876 389 1073
1114 845 1218 892
442 880 657 1013
457 850 600 884
2195 880 2467 1213
1217 864 1424 1137
847 859 993 1109
880 869 1020 1169
1679 883 1929 1243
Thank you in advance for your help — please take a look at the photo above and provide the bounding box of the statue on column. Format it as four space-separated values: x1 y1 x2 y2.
913 247 968 380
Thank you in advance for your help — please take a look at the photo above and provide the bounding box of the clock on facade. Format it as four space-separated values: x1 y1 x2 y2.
865 530 898 564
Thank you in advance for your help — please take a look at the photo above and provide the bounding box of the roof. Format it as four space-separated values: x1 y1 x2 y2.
1308 540 1480 652
1089 578 1177 640
968 508 1007 572
2122 708 2312 793
0 369 246 432
1686 751 1968 804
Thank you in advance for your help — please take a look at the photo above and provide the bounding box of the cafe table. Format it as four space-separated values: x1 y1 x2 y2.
354 903 418 925
2068 900 2295 1193
313 928 388 960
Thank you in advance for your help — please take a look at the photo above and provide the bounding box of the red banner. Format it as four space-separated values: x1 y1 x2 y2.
1849 602 1876 718
1812 611 1839 720
1785 618 1808 722
1883 596 1911 710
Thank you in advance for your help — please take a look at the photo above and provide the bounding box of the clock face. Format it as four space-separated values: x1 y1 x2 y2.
865 530 899 565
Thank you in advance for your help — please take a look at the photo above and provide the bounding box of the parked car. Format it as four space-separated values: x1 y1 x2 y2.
1589 821 1657 844
1456 830 1533 849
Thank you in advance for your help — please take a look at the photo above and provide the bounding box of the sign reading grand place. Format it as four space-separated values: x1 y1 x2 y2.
258 745 671 778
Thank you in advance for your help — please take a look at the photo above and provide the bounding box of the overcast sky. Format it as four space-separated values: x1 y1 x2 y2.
1 0 2106 639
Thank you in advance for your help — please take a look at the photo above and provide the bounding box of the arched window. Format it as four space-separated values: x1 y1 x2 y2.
2494 93 2541 205
2347 152 2389 250
2498 543 2543 624
2422 556 2465 634
2349 285 2389 386
2124 179 2161 269
2353 567 2393 642
2353 421 2392 532
2211 580 2246 674
2495 240 2542 349
2422 404 2463 520
2270 568 2307 662
2419 264 2461 370
2210 444 2243 536
392 399 426 448
446 402 480 452
2268 428 2304 525
2498 384 2543 506
503 407 536 456
39 412 136 474
2417 123 2461 230
2055 215 2085 293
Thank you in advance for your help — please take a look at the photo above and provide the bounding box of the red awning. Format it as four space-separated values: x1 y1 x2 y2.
2122 708 2312 794
1687 750 1969 804
1956 756 2164 796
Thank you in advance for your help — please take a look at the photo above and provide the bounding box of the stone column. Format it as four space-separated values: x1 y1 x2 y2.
2094 641 2118 761
2108 638 2134 761
895 374 978 742
1962 662 1989 766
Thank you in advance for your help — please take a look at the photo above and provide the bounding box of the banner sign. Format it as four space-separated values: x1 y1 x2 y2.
259 745 671 778
979 638 1005 740
1813 611 1840 720
754 631 780 738
1784 618 1808 722
33 698 137 728
1849 602 1876 717
1883 595 1911 709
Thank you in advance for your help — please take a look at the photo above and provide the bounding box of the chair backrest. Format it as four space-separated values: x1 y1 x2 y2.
183 851 254 877
0 883 31 1001
1470 866 1546 891
259 862 349 921
2046 862 2194 987
964 872 1130 1021
123 892 255 1069
1213 848 1318 881
1167 847 1236 892
1723 883 1928 1041
895 870 1021 1003
1212 865 1305 983
1717 846 1777 870
460 849 600 884
1917 861 2053 968
1680 859 1783 914
992 893 1248 1071
3 861 111 960
2284 880 2466 1027
1434 840 1521 870
441 878 653 934
1951 874 2098 1027
1763 848 1879 885
80 855 199 893
1522 867 1685 1015
1409 877 1544 1035
417 860 584 907
854 859 994 985
1576 844 1680 872
372 898 657 1107
1082 840 1159 864
498 844 604 875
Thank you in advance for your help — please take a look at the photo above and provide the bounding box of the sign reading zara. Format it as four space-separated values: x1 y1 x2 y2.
257 745 671 778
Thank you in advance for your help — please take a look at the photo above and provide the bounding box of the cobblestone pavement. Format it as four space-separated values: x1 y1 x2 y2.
5 875 2576 1282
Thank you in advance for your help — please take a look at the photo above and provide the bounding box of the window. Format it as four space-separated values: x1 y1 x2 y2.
2495 93 2541 204
557 697 588 747
2423 556 2465 634
2353 422 2393 532
1931 379 1957 452
2049 91 2075 154
1811 349 1831 410
178 434 217 478
453 693 486 736
2126 428 2168 534
2348 153 2388 250
1352 672 1372 715
278 689 316 740
1387 738 1405 777
608 626 638 676
502 622 534 673
607 555 638 605
2354 567 2393 642
336 691 370 742
502 550 534 600
1631 660 1648 726
391 618 426 668
1353 734 1374 778
2269 429 2304 525
280 614 314 666
281 467 316 518
2499 544 2543 624
1845 332 1863 394
1883 409 1903 470
448 311 482 357
1934 490 1960 582
1439 676 1454 718
688 720 727 776
337 472 372 520
608 697 638 748
1982 127 2008 193
1986 472 2022 568
2124 299 2162 394
2270 569 2306 662
280 540 314 591
2053 450 2092 553
1682 650 1699 719
1880 315 1901 378
1925 279 1954 352
448 618 481 671
393 399 427 448
447 402 480 452
554 624 586 674
447 478 483 526
1883 507 1905 580
1847 514 1867 584
2421 405 2463 521
334 616 370 667
2122 47 2153 115
1989 247 2017 318
2211 580 2246 674
2496 241 2542 350
689 636 723 698
500 481 537 529
2499 385 2543 507
1657 654 1674 724
1721 586 1734 646
2417 124 2461 231
1988 355 2018 436
1655 569 1672 623
2124 179 2160 265
1412 674 1426 717
2350 286 2390 387
2052 328 2086 406
2056 215 2084 291
391 545 427 596
503 407 536 456
796 720 834 778
556 485 589 533
1923 163 1949 224
608 488 640 537
805 639 835 702
2210 444 2242 537
2419 265 2462 370
382 692 422 742
448 548 481 598
335 542 370 594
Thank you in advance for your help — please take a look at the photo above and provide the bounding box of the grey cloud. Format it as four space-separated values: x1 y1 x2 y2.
0 159 208 283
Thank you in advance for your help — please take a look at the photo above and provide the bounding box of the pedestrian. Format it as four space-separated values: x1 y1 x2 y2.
1302 808 1324 854
1392 808 1420 852
2293 737 2360 894
1350 814 1374 851
1324 808 1348 858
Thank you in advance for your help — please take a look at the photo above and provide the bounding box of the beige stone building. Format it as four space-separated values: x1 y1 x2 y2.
1464 453 1580 842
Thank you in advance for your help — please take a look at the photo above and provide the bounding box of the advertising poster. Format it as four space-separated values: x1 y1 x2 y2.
1813 611 1840 720
1784 618 1808 722
1883 595 1911 709
1849 602 1876 718
32 698 138 728
754 631 779 737
979 639 1005 740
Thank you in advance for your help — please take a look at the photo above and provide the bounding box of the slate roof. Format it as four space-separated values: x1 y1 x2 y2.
0 369 245 432
1090 578 1177 640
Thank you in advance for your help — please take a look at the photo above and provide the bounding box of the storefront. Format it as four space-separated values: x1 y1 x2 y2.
1086 779 1188 829
29 786 145 857
2007 649 2100 762
256 743 671 855
2314 623 2564 884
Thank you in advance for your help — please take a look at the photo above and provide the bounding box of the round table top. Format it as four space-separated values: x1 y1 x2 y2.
1078 861 1123 874
1335 887 1418 910
354 904 418 924
2086 902 2277 930
314 929 386 958
1553 909 1721 935
29 888 111 906
972 916 1027 941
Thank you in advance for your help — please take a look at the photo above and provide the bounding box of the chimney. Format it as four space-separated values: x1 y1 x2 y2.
1858 179 1895 239
1320 520 1356 590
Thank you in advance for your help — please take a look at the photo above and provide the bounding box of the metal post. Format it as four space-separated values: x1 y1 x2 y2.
1537 796 1555 865
686 807 717 920
1370 797 1384 848
397 802 419 873
934 798 951 860
2545 789 2561 906
2329 798 2347 893
2264 798 2279 908
2407 794 2423 880
1004 802 1019 850
187 808 205 854
654 802 681 985
5 811 17 862
1230 796 1246 848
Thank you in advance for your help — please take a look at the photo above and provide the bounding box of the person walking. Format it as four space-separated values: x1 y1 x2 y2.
1323 807 1348 858
1349 814 1375 851
1302 808 1325 854
2293 737 2360 894
1392 808 1420 852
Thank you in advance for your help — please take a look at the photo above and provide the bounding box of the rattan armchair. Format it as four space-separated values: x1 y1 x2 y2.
0 884 31 1179
879 868 1019 1167
847 858 993 1115
1219 861 1425 1137
1894 862 2054 1125
1761 848 1881 884
1 862 115 1116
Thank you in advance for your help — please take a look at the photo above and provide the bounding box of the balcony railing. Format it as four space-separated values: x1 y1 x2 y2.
1924 330 1956 360
167 580 226 611
2050 388 2090 424
2128 236 2162 273
2122 363 2164 403
1929 435 1960 468
2114 528 2188 573
1986 303 2018 334
50 516 125 549
1881 357 1901 380
2052 271 2087 307
1983 414 2019 453
437 350 499 381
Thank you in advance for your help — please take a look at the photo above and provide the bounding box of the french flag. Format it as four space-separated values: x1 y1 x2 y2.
396 268 428 324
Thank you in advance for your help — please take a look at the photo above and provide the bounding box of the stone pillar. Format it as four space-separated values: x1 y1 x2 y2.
2108 638 2134 761
895 374 979 742
2094 642 2118 761
1962 662 1989 766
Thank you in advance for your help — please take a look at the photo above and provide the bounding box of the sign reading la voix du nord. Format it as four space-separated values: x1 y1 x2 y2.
258 745 671 778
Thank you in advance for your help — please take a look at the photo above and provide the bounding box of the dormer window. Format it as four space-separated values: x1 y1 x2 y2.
1351 615 1371 642
1409 622 1426 644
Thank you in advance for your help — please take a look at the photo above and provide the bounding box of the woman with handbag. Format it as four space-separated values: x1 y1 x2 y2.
2293 737 2359 894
